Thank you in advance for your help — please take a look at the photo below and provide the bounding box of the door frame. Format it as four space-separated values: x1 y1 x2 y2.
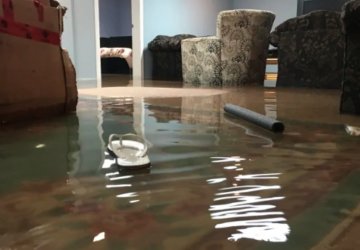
131 0 144 82
94 0 101 87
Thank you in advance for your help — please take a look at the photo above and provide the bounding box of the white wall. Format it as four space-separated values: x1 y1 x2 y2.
60 0 101 85
60 0 75 65
143 0 233 79
232 0 298 29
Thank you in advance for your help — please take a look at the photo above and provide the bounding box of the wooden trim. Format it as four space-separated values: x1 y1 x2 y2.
266 58 278 65
265 73 277 80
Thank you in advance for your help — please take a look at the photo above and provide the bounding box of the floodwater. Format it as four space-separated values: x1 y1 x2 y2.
1 87 360 250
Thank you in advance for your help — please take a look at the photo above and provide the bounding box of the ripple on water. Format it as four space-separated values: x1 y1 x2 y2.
0 98 360 249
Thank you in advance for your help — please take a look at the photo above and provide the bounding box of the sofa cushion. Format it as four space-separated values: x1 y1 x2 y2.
148 34 196 51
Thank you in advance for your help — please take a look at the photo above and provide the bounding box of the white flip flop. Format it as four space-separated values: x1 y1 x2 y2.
108 133 151 169
107 135 146 158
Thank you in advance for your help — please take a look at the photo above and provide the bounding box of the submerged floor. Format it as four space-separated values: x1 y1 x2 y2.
1 84 360 249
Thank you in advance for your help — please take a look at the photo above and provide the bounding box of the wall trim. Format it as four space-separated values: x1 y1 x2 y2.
94 0 102 88
131 0 144 83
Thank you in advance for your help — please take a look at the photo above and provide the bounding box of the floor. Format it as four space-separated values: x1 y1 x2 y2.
1 74 360 249
84 74 360 126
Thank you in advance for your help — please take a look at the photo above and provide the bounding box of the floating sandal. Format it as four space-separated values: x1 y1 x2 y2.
108 133 151 169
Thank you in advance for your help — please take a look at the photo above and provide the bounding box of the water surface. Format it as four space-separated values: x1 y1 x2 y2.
1 89 360 250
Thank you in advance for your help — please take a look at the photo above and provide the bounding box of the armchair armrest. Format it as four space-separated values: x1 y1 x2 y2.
181 36 221 62
269 32 279 47
181 36 221 52
341 0 360 33
181 36 222 86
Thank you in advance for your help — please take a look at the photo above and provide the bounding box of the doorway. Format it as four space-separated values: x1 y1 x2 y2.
98 0 142 87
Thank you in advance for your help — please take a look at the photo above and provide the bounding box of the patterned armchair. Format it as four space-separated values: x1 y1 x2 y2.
340 0 360 115
181 10 275 87
269 11 344 89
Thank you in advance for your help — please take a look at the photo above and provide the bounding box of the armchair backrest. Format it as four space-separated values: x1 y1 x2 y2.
270 10 341 47
216 9 275 41
280 11 341 32
216 9 275 85
341 0 360 33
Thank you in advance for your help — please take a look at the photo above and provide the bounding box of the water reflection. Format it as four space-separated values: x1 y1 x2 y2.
264 90 278 119
345 125 360 136
223 116 275 148
1 91 360 249
99 96 291 245
93 232 105 242
209 156 290 243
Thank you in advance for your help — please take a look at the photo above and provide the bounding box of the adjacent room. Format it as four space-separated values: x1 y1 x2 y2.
90 0 353 89
99 0 133 87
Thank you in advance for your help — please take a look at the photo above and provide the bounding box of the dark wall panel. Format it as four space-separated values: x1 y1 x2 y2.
297 0 348 15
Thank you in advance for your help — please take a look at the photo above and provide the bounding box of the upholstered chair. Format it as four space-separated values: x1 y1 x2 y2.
340 0 360 115
269 11 344 89
181 10 275 87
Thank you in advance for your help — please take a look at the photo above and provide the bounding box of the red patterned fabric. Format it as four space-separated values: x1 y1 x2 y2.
100 47 133 68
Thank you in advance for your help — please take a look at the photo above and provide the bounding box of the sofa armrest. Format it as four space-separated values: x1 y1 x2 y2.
169 34 196 50
269 31 279 47
341 0 360 33
148 34 196 52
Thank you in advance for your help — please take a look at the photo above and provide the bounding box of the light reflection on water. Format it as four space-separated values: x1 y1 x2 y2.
98 112 290 244
1 91 360 249
209 156 290 243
